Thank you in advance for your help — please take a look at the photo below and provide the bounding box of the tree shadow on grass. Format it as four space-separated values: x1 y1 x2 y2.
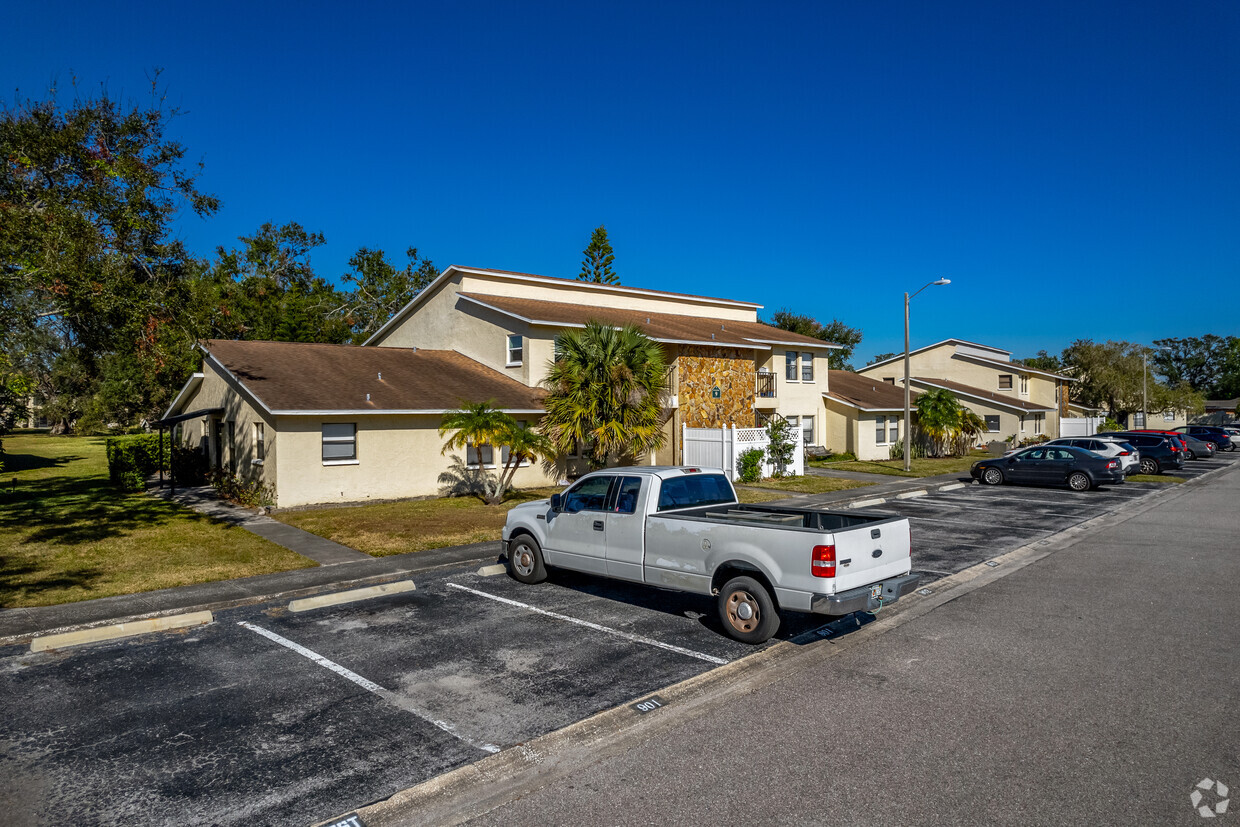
0 475 216 547
0 452 85 474
0 555 106 609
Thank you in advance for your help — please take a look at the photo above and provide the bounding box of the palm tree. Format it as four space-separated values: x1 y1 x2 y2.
540 320 668 468
439 401 554 505
915 388 963 457
956 408 987 456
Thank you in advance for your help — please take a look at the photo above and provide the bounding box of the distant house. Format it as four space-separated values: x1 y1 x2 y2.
163 266 837 507
857 339 1074 443
822 371 919 461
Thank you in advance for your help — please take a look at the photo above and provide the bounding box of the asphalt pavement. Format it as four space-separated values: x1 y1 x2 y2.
463 456 1240 826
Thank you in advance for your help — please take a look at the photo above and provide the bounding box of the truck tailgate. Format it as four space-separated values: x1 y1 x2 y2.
830 519 911 593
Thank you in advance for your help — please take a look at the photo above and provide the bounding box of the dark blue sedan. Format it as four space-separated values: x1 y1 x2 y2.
971 445 1124 491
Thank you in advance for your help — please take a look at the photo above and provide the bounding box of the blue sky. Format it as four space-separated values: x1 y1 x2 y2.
4 1 1237 365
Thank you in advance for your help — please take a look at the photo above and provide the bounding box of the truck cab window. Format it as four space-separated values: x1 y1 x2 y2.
563 476 614 513
614 477 642 514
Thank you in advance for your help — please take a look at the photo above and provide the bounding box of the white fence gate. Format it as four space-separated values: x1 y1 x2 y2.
682 425 804 481
1059 416 1105 437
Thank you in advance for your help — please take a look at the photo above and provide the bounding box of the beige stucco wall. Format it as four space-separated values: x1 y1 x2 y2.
173 367 276 491
273 413 559 508
822 401 904 461
859 344 1066 439
455 272 758 322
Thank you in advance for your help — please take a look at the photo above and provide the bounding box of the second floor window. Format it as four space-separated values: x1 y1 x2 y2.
785 351 798 381
507 334 523 365
999 374 1013 390
801 352 814 382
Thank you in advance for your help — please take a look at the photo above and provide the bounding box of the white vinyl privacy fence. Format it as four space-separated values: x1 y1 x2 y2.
682 425 804 481
1059 416 1106 437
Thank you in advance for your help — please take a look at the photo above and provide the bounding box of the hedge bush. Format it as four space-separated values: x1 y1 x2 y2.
105 433 162 491
735 447 765 483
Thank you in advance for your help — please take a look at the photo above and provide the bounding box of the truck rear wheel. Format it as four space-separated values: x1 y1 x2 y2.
508 535 547 584
717 575 780 644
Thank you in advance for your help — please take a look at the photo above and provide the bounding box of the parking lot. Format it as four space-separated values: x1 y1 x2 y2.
2 452 1236 826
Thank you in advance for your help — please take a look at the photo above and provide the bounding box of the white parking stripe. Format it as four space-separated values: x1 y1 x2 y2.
447 583 729 665
238 621 500 754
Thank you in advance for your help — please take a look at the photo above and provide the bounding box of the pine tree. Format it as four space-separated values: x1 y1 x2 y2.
578 225 618 284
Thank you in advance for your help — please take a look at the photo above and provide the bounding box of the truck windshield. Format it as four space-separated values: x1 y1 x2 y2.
656 473 734 511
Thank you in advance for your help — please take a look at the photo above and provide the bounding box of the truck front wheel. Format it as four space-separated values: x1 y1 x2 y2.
508 535 547 584
717 575 780 644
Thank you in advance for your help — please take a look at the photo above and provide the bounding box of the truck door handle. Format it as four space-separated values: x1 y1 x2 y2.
593 520 604 531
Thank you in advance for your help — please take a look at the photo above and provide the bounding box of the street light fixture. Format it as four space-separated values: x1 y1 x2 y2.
904 278 951 471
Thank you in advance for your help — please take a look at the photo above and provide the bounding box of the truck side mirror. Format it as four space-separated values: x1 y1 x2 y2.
549 493 562 513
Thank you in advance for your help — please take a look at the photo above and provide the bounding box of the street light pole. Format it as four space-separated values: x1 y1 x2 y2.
903 278 951 472
1142 351 1148 430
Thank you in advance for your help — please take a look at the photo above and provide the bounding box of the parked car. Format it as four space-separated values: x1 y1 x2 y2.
1138 429 1218 459
502 467 919 643
971 445 1124 491
1046 437 1140 475
1102 432 1187 475
1170 425 1235 452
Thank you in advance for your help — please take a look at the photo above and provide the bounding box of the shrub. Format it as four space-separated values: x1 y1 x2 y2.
105 434 162 491
210 470 275 508
1098 417 1121 432
1019 434 1051 447
764 416 797 477
736 448 764 483
172 445 209 485
888 438 928 460
818 451 857 463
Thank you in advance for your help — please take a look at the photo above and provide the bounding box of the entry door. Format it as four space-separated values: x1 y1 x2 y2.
542 475 614 575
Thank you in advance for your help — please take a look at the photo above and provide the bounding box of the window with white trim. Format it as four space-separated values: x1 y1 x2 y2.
1134 412 1146 428
1034 413 1044 435
1163 410 1175 422
254 423 265 461
801 352 814 382
322 423 357 463
998 374 1013 390
785 351 798 381
985 415 1000 432
1019 375 1029 395
876 415 887 444
889 418 899 444
1020 415 1026 433
507 334 523 366
467 442 494 468
801 415 813 447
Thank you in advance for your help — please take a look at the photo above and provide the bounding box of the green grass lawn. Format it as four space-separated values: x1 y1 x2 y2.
279 478 801 556
277 487 567 557
0 432 314 609
809 450 989 478
740 476 876 495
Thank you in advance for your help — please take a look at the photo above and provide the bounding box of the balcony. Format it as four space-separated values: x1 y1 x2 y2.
660 366 678 408
755 371 777 407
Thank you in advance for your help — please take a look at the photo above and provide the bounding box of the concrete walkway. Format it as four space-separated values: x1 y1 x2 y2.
804 465 902 482
149 483 370 566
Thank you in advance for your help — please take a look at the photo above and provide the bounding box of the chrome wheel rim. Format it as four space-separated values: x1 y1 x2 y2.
1070 473 1088 491
513 545 535 577
983 468 1001 485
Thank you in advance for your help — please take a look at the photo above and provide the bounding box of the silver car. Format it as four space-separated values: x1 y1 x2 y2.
1049 437 1140 475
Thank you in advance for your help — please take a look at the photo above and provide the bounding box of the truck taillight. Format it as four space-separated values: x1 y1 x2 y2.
812 544 836 578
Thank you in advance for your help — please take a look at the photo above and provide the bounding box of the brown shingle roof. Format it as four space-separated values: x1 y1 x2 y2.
201 339 545 413
912 377 1054 412
457 293 836 349
824 371 919 410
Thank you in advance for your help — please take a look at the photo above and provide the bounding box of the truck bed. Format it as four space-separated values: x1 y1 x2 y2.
671 504 898 532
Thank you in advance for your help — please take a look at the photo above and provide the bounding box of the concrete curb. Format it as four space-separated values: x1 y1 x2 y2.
288 581 416 613
30 611 213 652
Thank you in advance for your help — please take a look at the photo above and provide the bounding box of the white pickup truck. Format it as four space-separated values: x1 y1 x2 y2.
501 466 919 643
